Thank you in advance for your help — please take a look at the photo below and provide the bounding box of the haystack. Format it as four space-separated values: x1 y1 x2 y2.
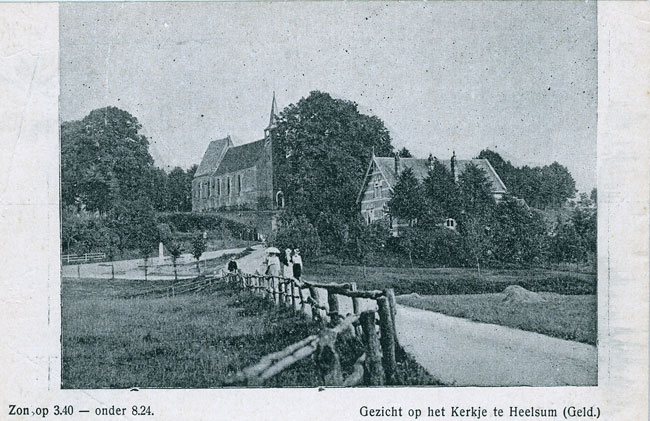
502 285 545 304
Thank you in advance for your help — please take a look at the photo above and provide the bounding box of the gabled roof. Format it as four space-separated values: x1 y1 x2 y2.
194 136 232 178
357 155 507 202
213 139 266 176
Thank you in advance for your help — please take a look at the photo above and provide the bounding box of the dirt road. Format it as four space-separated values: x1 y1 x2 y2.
395 304 597 386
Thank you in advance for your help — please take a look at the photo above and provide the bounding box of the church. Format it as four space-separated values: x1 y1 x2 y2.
192 95 283 213
356 152 507 227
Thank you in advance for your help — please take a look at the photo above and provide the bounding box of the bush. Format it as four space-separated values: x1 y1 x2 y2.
156 212 257 240
400 226 465 267
275 213 321 259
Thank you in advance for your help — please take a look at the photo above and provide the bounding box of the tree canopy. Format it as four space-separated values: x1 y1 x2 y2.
273 91 394 221
61 107 155 213
477 149 576 209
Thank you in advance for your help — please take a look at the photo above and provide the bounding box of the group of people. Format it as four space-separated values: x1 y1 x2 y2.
264 247 303 279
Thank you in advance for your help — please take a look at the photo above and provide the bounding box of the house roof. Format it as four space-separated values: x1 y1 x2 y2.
358 155 507 202
213 138 266 176
194 137 232 178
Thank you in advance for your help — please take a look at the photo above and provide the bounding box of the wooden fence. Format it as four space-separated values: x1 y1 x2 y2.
61 252 106 264
121 270 400 386
224 272 399 387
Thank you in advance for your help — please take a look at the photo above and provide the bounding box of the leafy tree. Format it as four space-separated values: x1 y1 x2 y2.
421 155 459 222
477 149 577 209
272 91 394 248
167 167 191 211
275 212 322 260
166 241 183 281
457 163 497 219
61 107 155 213
192 232 207 274
490 194 547 265
387 167 424 227
397 147 413 158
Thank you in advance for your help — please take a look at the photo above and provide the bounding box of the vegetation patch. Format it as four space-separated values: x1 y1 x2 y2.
304 263 596 295
396 293 597 345
62 277 438 388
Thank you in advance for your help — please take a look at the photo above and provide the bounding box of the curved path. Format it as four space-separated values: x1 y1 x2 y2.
395 304 597 386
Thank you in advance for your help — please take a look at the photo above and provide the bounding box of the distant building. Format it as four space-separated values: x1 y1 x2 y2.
192 94 283 212
356 152 507 227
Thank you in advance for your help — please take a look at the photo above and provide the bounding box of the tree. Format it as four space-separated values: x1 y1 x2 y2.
272 91 394 250
192 232 207 274
275 212 322 260
61 107 156 213
397 147 413 158
166 241 183 281
387 167 424 227
421 155 459 222
457 163 497 219
167 167 190 211
477 149 576 209
491 194 547 265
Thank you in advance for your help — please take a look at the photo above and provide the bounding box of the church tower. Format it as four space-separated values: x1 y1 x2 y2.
264 91 278 139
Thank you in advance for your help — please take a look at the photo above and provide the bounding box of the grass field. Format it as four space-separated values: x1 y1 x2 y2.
397 293 597 345
305 263 596 295
62 277 439 388
301 263 597 345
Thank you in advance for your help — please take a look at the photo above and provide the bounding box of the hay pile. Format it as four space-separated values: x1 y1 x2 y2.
502 285 545 304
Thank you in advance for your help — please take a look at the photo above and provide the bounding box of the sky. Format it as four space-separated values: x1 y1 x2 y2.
60 1 597 192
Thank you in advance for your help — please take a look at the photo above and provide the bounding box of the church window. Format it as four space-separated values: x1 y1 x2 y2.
208 180 212 198
217 179 220 196
227 177 231 196
445 218 457 230
238 174 242 194
374 182 381 198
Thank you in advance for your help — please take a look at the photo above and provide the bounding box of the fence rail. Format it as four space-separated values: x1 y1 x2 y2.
61 252 106 264
226 272 399 387
119 268 399 386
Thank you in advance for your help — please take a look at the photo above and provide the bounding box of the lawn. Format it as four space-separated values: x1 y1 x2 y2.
397 293 597 345
300 263 597 345
62 277 439 388
305 263 596 295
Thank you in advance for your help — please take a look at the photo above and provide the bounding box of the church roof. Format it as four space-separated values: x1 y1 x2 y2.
194 136 232 177
213 139 266 176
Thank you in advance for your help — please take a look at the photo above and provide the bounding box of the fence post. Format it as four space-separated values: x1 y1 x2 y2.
298 285 309 319
385 288 398 345
350 282 360 314
272 277 279 305
327 291 339 325
360 310 384 386
315 330 343 386
377 296 397 384
290 280 297 312
309 286 324 325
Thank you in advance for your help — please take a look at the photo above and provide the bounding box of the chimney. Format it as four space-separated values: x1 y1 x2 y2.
394 153 400 175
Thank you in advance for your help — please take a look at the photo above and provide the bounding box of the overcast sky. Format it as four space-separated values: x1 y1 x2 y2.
60 1 597 192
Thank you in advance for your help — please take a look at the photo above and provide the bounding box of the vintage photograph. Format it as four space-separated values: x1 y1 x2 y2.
59 1 597 388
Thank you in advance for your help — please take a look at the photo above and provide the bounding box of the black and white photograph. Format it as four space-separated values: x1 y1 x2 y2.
58 2 599 389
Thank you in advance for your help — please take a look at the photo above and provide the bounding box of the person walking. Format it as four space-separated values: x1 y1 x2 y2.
292 248 303 279
265 248 281 277
282 248 293 278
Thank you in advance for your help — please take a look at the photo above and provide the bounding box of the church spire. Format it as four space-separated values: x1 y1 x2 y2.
267 91 278 129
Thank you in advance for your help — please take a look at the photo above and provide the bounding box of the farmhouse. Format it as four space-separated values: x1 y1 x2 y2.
356 152 507 226
192 95 282 212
